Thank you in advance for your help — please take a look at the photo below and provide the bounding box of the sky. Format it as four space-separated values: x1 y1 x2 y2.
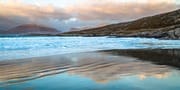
0 0 180 32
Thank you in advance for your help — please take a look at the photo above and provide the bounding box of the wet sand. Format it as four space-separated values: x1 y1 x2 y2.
0 49 179 86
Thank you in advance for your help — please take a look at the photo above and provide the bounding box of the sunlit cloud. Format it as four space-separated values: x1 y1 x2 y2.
0 1 70 20
66 0 179 21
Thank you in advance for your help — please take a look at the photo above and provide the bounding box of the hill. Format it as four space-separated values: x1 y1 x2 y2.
0 24 60 36
62 9 180 39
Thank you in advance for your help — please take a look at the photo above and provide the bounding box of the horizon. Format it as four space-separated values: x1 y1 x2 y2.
0 1 180 89
0 0 180 32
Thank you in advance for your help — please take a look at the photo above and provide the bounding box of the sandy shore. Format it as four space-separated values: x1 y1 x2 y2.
0 49 179 85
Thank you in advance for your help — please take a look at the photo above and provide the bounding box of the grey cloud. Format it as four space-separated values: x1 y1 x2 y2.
0 1 71 31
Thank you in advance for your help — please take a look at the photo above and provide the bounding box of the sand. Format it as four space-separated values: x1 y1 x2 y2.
0 49 178 85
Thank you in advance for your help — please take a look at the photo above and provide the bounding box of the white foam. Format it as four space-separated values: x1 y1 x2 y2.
0 37 180 60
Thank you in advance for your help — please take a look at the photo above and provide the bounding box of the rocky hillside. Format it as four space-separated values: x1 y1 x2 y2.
63 9 180 39
0 24 60 36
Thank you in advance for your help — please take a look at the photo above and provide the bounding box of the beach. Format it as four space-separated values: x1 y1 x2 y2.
0 1 180 90
0 49 180 90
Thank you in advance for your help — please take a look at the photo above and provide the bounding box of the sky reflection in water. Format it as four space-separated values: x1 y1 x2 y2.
0 49 180 90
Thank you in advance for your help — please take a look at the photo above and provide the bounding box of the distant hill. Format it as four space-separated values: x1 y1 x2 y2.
62 9 180 39
70 28 82 32
0 24 60 36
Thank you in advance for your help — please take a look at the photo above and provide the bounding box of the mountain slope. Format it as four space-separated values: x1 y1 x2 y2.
63 9 180 39
0 24 60 36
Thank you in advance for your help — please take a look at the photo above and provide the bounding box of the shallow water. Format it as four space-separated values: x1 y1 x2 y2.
2 71 180 90
0 37 180 90
0 49 179 90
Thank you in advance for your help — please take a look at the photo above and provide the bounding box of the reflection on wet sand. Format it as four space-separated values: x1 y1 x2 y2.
0 49 178 85
102 49 180 68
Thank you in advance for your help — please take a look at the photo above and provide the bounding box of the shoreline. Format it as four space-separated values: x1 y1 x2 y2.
0 35 179 40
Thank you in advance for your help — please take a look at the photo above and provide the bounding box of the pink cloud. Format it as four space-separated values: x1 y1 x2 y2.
66 0 179 21
0 1 70 21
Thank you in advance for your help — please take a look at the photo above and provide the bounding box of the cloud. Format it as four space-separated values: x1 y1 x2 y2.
0 0 179 31
0 0 71 30
66 0 179 21
0 1 70 20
